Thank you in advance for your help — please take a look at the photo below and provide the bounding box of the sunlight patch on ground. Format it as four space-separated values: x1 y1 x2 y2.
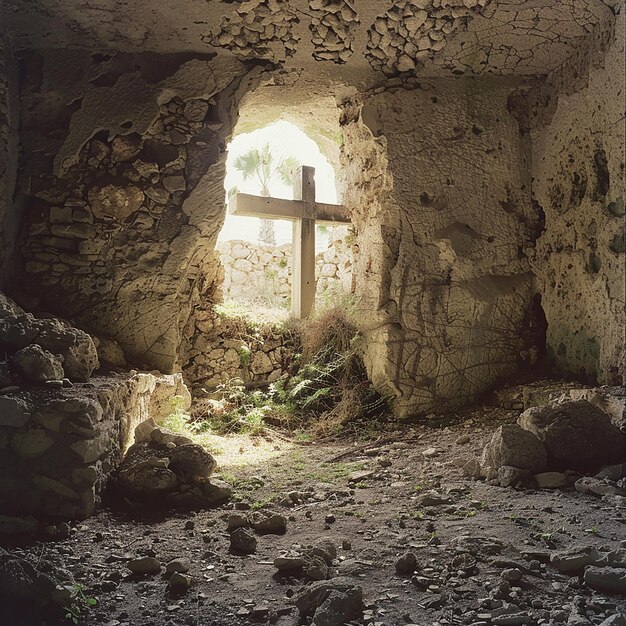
214 300 291 324
161 412 293 468
213 433 295 472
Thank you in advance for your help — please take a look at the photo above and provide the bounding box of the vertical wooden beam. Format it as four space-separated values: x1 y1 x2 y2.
291 166 316 319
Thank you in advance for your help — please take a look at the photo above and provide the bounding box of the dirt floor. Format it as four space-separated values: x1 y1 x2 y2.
2 403 626 626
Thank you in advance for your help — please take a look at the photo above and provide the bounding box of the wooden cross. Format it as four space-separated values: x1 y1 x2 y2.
231 165 351 318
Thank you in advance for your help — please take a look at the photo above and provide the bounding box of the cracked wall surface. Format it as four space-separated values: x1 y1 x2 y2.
203 0 300 63
0 1 617 79
341 78 543 417
365 0 494 76
0 37 19 286
529 6 625 385
14 50 267 373
309 0 359 64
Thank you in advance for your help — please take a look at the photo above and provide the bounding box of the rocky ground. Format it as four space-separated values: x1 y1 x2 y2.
1 402 626 626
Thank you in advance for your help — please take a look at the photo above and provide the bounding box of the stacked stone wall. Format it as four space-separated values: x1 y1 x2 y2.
217 235 353 307
184 310 299 391
0 372 189 522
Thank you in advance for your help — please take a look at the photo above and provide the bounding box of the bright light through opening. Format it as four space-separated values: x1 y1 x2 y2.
220 120 339 248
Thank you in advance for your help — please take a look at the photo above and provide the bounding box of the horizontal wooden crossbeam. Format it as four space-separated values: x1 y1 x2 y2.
231 193 351 225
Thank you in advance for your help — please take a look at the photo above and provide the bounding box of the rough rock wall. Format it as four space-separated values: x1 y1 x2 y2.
14 51 270 373
218 236 353 306
0 37 19 285
529 7 625 385
342 78 542 418
0 372 189 520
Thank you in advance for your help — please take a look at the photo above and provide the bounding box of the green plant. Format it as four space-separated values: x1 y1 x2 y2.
64 584 97 624
251 493 279 509
232 143 300 245
270 306 389 435
239 345 251 368
169 394 188 416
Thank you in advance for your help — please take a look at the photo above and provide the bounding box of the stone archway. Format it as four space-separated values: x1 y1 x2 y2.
14 52 268 374
181 81 362 392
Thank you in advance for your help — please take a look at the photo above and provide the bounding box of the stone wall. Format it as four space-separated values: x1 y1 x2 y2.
0 290 191 523
184 310 298 391
14 50 265 373
341 77 543 418
529 7 625 385
0 372 189 522
0 37 19 285
217 235 353 307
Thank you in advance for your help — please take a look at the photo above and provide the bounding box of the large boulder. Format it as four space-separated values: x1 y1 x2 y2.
169 443 217 478
293 577 364 625
11 345 64 383
0 297 99 382
33 318 99 382
481 424 547 474
116 429 229 510
0 312 38 350
518 400 625 472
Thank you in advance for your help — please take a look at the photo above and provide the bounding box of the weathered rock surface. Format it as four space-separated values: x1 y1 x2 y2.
551 547 599 573
481 424 548 474
293 577 363 625
0 372 190 521
229 528 257 555
117 428 230 510
534 471 568 489
128 556 161 575
575 477 626 498
11 344 64 382
584 566 626 594
519 400 625 471
0 294 99 383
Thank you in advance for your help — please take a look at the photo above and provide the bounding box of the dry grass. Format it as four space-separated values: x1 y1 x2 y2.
299 305 359 362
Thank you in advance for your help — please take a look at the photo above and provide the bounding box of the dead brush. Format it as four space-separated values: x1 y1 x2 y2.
299 306 359 363
279 306 389 433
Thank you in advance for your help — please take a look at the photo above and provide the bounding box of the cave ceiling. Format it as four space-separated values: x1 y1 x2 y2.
0 0 618 82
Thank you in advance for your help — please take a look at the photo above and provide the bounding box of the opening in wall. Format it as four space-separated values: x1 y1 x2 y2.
217 120 354 319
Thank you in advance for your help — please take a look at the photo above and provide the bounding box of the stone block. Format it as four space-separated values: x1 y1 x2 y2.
78 239 105 255
50 223 96 239
0 397 30 428
49 206 73 224
163 175 186 193
72 207 94 223
89 184 144 220
11 427 55 459
11 344 64 383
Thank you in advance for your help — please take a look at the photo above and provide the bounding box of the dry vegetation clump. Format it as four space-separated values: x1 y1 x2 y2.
168 306 389 441
274 306 389 436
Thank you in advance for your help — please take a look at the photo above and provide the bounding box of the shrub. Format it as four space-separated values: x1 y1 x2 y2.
272 306 389 435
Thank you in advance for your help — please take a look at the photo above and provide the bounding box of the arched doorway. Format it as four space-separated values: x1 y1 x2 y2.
217 120 353 316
